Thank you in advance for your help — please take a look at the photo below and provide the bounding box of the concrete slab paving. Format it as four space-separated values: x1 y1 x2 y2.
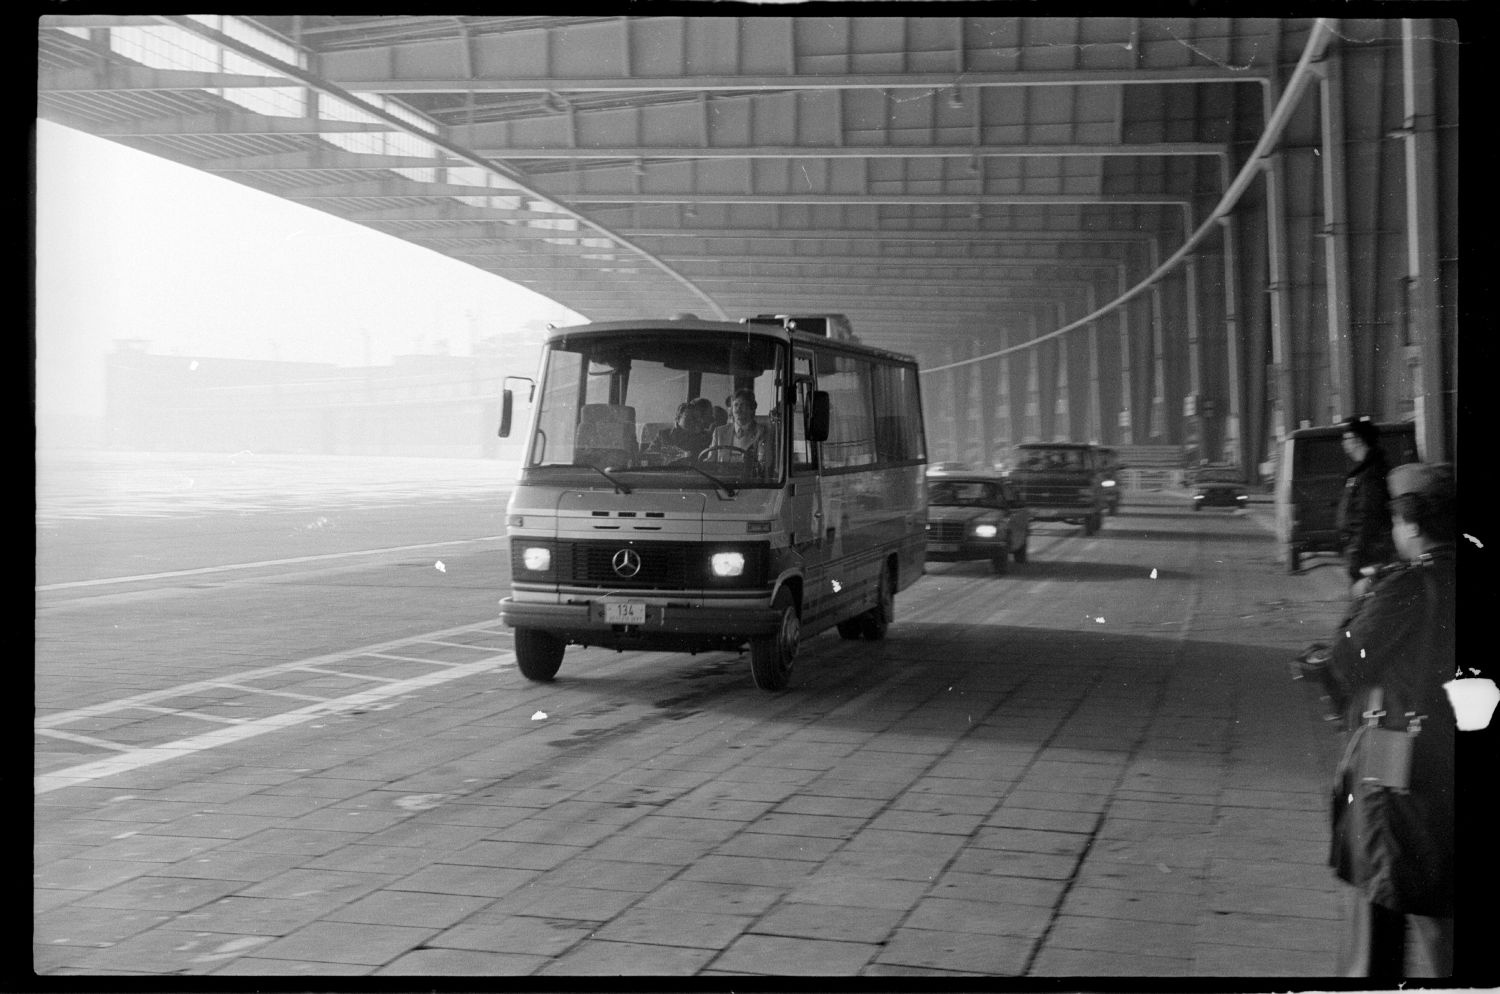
40 488 1459 979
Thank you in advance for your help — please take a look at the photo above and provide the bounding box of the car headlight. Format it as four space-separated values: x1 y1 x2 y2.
711 551 746 577
1192 494 1204 500
1236 494 1248 501
522 547 551 571
1101 479 1116 487
973 523 998 539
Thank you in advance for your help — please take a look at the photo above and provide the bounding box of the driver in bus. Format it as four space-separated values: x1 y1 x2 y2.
706 388 770 469
652 399 714 461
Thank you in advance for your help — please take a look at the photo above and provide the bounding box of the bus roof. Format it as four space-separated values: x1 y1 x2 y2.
543 316 917 365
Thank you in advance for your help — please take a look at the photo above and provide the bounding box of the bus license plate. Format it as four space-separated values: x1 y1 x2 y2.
604 602 647 625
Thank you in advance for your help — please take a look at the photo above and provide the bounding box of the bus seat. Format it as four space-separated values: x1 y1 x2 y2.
576 404 638 466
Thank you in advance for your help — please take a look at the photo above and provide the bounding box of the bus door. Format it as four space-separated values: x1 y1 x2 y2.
788 349 827 616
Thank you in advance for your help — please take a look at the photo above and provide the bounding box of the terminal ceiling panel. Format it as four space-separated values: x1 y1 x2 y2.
39 15 1307 353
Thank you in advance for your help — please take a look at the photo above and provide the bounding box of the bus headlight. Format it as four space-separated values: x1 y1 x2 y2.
711 551 746 577
522 547 552 571
973 524 999 539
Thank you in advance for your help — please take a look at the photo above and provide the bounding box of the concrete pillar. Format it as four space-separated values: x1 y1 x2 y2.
1117 268 1135 445
1402 20 1448 462
1218 214 1245 473
1317 53 1354 427
1148 239 1168 443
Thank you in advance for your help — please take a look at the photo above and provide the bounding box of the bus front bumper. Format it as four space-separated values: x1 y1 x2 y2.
499 597 783 642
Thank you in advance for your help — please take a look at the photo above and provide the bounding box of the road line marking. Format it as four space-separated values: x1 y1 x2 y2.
36 619 505 730
35 654 509 795
365 652 468 667
35 728 134 752
128 704 247 725
421 641 506 651
35 536 506 592
296 666 403 685
209 682 331 703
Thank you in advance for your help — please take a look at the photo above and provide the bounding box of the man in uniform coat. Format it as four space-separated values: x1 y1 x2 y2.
1302 461 1456 977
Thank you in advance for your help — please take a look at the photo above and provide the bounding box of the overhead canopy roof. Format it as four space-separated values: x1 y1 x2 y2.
38 15 1320 354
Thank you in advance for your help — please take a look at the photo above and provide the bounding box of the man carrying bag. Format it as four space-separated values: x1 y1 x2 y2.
1297 461 1455 978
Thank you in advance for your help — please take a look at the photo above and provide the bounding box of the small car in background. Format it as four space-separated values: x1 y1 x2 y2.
1190 467 1249 511
924 471 1031 573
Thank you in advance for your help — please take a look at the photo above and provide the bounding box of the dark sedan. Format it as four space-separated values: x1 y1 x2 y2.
1191 468 1250 511
924 472 1031 574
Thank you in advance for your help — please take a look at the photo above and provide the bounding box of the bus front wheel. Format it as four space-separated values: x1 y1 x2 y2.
514 628 565 682
750 588 799 692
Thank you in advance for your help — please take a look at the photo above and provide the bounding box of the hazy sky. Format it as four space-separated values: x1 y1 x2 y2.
34 120 584 420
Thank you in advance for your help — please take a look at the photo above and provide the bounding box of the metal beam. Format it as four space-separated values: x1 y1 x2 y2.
334 68 1270 94
560 193 1190 206
88 114 395 137
38 66 286 92
463 142 1226 160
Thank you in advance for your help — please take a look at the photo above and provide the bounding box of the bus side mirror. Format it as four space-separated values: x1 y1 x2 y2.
499 390 514 437
498 376 535 438
807 391 831 442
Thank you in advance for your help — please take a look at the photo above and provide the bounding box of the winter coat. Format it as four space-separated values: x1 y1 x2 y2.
1337 448 1395 577
1324 549 1455 916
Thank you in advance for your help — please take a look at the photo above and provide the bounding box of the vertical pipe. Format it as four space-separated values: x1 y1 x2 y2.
943 343 960 463
1317 55 1354 427
1117 266 1135 445
1027 313 1043 442
1402 19 1447 462
1086 284 1102 444
1218 210 1245 474
1262 69 1296 441
1183 211 1204 461
976 339 995 468
1148 238 1168 442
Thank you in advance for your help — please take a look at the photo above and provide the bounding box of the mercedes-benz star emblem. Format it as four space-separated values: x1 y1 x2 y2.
611 548 642 578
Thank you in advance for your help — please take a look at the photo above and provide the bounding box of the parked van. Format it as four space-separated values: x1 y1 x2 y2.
1274 421 1419 573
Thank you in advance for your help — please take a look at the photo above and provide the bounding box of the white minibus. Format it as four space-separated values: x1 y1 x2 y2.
498 313 928 691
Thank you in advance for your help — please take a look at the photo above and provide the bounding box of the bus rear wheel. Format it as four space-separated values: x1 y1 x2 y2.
858 568 893 640
514 628 565 682
750 588 799 691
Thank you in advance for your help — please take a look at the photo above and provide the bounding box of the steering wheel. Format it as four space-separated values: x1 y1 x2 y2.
698 444 750 462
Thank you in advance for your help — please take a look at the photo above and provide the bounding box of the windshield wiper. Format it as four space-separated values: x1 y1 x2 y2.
613 464 738 498
539 462 632 494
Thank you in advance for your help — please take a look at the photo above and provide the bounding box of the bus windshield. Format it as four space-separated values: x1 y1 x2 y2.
525 329 787 488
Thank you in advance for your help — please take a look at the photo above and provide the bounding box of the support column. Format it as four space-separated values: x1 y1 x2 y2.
1117 268 1135 445
1402 19 1448 462
975 342 996 468
942 344 961 463
1183 212 1204 462
1025 313 1043 442
1218 213 1246 474
1085 285 1102 444
1053 305 1071 442
1147 239 1168 443
1260 60 1297 446
1317 54 1354 427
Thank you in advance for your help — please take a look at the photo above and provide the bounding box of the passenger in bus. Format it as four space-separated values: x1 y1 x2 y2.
707 388 769 468
651 400 713 461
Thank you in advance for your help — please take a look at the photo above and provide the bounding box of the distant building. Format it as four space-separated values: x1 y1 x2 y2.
104 344 535 459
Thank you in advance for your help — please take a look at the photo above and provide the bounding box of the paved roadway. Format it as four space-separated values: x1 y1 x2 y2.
31 450 1403 977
